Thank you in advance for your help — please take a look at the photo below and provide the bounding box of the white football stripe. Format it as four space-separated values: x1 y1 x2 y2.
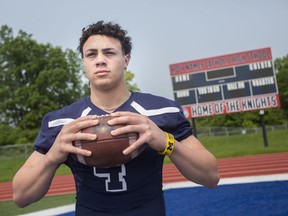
48 118 74 127
81 107 92 117
48 107 92 128
130 101 180 116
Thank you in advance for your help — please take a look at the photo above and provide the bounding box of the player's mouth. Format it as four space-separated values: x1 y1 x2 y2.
94 70 109 76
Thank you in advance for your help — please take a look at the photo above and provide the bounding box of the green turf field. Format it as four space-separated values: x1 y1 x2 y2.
0 194 76 216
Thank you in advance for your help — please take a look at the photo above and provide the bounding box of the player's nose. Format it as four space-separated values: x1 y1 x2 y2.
95 53 107 67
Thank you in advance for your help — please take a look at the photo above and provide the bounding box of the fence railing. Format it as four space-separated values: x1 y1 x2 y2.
0 124 287 159
0 144 34 159
196 124 288 137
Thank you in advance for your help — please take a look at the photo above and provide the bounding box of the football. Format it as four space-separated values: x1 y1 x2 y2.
72 115 143 168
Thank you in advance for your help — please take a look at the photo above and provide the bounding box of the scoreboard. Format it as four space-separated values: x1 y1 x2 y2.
169 47 280 118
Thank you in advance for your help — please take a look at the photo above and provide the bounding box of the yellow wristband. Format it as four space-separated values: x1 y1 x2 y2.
159 133 175 156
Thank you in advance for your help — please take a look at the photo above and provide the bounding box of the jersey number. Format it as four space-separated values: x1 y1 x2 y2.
93 164 127 192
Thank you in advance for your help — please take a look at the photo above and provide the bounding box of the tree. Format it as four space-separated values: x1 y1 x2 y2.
0 25 85 144
274 55 288 119
125 70 140 92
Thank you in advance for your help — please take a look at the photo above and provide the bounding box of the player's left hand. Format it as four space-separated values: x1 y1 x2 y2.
109 111 167 155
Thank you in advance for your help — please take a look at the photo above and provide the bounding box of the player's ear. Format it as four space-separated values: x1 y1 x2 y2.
124 54 130 70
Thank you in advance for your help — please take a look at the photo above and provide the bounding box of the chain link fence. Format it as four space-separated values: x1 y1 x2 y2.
196 124 288 137
0 144 34 159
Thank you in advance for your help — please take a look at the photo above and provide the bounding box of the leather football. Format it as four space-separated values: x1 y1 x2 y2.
72 115 142 168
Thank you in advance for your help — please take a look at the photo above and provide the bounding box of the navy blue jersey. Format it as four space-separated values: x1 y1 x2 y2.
34 92 193 215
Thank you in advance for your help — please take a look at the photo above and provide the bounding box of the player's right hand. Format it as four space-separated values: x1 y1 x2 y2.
45 115 99 165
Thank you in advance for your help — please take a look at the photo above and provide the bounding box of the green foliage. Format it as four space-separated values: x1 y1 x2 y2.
0 26 84 145
0 123 39 145
197 109 286 128
125 70 140 91
0 25 84 133
275 55 288 118
0 123 15 145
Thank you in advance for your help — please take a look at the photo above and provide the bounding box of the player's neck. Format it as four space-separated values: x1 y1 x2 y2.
90 88 131 113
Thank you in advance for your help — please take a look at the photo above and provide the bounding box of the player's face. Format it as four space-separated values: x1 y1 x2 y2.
82 35 130 90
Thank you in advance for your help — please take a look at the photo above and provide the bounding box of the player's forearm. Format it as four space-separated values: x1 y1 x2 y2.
170 140 219 188
13 155 60 207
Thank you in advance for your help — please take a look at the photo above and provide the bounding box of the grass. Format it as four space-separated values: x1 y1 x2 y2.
200 129 288 158
0 159 71 182
1 129 288 215
0 194 76 216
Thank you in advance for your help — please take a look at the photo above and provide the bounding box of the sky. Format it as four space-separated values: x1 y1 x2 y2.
0 0 287 100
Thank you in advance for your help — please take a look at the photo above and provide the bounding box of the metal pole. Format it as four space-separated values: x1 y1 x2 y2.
259 110 268 147
192 118 197 138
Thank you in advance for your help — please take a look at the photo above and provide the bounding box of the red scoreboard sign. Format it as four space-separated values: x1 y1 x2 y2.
169 47 280 118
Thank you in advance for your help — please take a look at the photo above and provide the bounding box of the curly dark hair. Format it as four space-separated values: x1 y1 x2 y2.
78 21 132 58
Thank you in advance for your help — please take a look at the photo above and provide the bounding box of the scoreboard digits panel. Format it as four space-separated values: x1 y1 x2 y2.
169 48 280 118
197 85 222 103
174 89 196 105
206 67 235 80
223 81 251 99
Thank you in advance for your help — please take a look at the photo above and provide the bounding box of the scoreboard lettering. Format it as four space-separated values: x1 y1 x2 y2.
188 95 279 118
169 48 280 118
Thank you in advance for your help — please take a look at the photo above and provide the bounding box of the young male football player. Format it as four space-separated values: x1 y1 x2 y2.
13 21 219 215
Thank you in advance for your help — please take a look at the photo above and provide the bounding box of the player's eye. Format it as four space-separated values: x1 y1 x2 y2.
85 53 96 58
105 51 115 56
